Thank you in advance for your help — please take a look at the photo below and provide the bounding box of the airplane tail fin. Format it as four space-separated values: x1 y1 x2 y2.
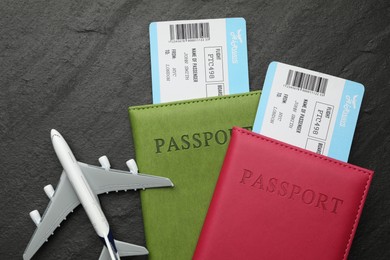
99 239 148 260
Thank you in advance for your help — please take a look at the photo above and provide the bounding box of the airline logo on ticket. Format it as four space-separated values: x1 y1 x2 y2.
150 18 249 103
253 62 365 162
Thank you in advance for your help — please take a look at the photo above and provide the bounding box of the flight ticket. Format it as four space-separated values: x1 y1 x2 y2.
149 18 249 103
253 62 365 162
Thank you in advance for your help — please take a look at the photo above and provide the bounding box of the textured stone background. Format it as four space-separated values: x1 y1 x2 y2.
1 0 389 259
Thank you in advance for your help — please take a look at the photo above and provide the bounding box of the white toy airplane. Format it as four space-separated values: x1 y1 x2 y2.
23 129 174 260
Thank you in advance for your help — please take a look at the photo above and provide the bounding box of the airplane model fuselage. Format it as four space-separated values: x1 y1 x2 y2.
23 129 174 260
51 129 118 259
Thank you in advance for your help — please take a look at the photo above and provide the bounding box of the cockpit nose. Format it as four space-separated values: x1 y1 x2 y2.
51 129 61 140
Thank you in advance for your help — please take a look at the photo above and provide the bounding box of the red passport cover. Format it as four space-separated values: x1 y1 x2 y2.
194 127 373 260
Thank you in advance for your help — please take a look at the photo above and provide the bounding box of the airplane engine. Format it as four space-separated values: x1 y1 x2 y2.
99 155 111 170
126 159 138 175
30 210 41 226
44 184 55 199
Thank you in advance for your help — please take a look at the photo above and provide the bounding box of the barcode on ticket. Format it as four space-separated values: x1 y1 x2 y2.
285 69 328 95
169 23 210 42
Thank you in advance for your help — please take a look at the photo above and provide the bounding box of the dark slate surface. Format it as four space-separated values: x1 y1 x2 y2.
1 0 389 259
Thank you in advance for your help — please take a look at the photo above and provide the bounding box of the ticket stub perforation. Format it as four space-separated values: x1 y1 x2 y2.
253 62 365 162
150 18 249 103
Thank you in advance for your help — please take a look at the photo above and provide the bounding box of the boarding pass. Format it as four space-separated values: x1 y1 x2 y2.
253 62 365 162
150 18 249 103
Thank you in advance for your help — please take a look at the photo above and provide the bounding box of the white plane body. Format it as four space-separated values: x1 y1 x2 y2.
51 130 117 259
52 130 110 237
23 129 174 260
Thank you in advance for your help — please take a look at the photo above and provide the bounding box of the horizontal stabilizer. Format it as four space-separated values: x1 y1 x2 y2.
99 240 148 260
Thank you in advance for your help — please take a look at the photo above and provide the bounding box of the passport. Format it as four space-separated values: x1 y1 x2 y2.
128 92 260 259
194 127 374 260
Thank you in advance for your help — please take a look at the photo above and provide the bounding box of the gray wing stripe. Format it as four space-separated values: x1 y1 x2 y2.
23 172 80 260
78 162 173 195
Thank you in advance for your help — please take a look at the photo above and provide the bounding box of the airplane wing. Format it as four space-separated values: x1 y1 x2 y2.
23 171 80 260
78 162 174 195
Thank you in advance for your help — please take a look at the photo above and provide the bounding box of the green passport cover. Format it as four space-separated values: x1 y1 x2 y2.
128 91 261 259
